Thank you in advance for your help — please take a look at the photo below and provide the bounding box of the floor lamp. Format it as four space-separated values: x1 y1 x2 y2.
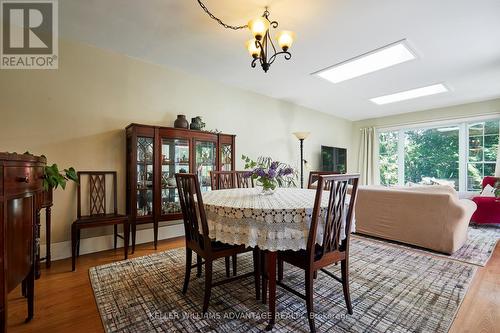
293 132 310 188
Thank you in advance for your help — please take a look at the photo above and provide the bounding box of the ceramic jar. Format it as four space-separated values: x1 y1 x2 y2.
174 115 189 129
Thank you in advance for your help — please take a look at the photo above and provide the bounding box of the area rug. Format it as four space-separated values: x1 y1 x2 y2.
354 224 500 267
89 237 476 333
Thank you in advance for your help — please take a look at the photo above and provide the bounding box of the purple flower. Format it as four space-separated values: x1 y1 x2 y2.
256 168 266 177
270 161 279 170
268 169 277 178
282 167 293 176
243 171 253 178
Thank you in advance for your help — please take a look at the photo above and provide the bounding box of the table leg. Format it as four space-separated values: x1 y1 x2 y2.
266 251 277 331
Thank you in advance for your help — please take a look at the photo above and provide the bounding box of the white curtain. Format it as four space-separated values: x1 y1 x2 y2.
496 139 500 177
358 127 376 185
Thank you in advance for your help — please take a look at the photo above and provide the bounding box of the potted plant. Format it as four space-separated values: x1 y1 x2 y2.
43 164 78 191
242 155 296 195
41 164 78 206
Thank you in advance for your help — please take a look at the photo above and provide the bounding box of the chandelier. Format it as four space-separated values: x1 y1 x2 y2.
197 1 295 73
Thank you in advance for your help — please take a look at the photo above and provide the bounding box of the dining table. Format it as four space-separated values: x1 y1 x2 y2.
201 187 352 330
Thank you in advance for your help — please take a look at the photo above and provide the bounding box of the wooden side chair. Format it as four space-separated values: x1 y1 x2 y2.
210 171 235 190
71 171 129 271
235 171 254 188
277 174 359 333
175 173 261 313
308 171 340 190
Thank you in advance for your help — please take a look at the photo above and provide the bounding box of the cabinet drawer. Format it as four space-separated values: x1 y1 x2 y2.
4 166 43 196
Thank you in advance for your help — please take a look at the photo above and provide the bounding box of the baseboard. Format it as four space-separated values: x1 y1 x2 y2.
39 224 185 261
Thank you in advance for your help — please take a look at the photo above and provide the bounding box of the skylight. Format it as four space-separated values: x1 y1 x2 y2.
370 83 448 105
313 40 416 83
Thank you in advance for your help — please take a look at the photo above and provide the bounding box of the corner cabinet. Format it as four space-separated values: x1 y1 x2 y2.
126 124 235 250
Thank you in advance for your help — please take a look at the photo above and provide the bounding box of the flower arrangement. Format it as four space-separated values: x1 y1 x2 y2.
242 155 297 194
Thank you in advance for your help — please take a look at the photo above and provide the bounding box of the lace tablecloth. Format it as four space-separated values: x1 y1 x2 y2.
201 188 352 251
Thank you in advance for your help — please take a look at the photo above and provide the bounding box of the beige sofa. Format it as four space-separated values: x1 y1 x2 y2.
354 185 477 254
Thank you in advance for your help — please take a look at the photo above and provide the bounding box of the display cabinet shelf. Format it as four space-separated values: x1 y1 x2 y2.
126 124 235 251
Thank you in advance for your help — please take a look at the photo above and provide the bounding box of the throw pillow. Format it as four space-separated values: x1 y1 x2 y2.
480 184 495 197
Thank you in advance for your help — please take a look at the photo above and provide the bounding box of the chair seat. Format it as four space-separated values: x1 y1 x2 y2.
279 244 325 265
74 213 128 226
471 196 500 224
211 240 241 251
279 244 347 268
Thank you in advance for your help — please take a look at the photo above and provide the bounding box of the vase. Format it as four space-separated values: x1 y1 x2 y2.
190 116 205 130
190 117 201 130
260 186 276 195
258 178 278 195
174 115 189 129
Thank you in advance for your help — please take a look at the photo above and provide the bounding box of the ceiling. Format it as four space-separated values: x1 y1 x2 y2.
60 0 500 121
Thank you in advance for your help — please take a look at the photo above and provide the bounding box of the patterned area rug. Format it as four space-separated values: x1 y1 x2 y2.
89 238 476 333
354 224 500 267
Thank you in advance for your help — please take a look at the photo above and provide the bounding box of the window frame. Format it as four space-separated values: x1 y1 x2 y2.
376 115 500 192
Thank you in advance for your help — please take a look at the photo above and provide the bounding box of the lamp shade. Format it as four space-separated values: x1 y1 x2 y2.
276 30 295 51
248 17 269 40
293 132 310 140
246 39 260 58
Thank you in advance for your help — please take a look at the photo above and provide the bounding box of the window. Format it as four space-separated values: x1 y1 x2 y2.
378 131 399 186
467 120 499 190
377 118 499 191
404 127 459 189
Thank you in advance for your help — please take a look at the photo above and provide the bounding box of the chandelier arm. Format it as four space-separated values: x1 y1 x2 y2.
267 51 292 65
268 32 278 60
255 39 266 62
197 0 248 30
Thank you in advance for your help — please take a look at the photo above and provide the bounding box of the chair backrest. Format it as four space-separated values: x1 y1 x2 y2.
308 171 341 190
235 171 254 188
77 171 118 219
307 174 360 262
176 173 210 250
483 176 499 189
210 171 235 190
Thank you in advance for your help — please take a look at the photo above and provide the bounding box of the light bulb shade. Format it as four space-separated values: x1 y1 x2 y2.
246 39 260 58
248 17 269 40
276 30 295 51
293 132 310 140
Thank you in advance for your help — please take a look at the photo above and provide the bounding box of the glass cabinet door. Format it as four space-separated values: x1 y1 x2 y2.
161 138 190 215
195 141 216 192
136 137 154 217
221 143 233 171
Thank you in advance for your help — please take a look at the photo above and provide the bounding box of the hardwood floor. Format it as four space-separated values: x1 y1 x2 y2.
7 238 499 333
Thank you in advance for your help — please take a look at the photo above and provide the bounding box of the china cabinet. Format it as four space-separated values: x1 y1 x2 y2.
126 124 235 251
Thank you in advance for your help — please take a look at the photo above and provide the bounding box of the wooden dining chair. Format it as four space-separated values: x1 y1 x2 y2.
71 171 129 271
210 171 235 190
175 173 261 313
277 174 359 333
235 171 254 188
209 170 238 275
307 171 340 190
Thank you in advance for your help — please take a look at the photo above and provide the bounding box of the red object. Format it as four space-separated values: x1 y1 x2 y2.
471 176 500 224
